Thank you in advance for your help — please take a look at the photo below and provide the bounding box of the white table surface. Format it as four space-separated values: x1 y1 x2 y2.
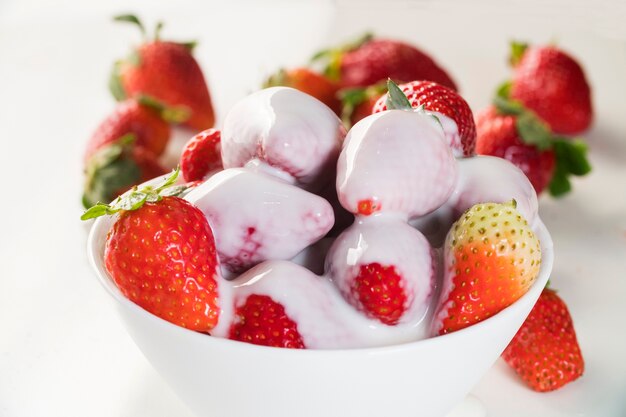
1 1 625 416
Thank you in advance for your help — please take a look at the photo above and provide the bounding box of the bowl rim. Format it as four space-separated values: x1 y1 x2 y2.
87 214 553 356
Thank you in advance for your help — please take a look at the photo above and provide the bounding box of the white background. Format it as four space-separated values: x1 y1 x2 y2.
1 0 625 416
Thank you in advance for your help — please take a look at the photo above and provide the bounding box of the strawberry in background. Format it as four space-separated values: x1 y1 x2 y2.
82 95 190 207
475 96 591 196
506 41 593 135
503 287 584 392
110 14 215 131
82 134 166 208
313 33 457 90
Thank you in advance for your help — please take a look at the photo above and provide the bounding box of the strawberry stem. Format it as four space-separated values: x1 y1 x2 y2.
154 21 164 41
509 41 529 66
81 167 186 220
114 14 146 39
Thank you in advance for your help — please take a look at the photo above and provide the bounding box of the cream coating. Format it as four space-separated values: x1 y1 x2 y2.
325 215 436 326
336 110 458 217
218 261 432 348
221 87 345 190
185 168 334 274
411 155 539 247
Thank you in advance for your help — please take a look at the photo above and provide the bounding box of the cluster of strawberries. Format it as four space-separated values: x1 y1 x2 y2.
271 36 593 198
82 15 215 208
82 21 585 395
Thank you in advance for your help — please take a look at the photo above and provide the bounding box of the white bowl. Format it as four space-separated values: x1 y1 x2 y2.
87 215 552 417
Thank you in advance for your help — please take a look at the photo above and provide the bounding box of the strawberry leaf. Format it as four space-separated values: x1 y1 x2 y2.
549 139 591 197
516 112 553 151
552 139 591 176
310 32 374 81
509 41 528 66
114 14 146 38
109 61 126 101
137 95 190 123
493 96 525 116
548 170 571 197
81 167 185 220
496 80 512 99
385 79 412 110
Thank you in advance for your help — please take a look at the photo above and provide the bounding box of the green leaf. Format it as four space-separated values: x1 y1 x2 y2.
80 167 184 221
496 80 512 99
553 139 592 176
509 40 528 66
81 204 112 220
127 50 141 67
137 95 190 123
493 95 525 116
264 68 287 88
385 79 412 110
154 21 164 41
114 14 146 37
516 112 553 151
310 32 374 82
548 169 572 197
179 41 198 52
108 61 126 101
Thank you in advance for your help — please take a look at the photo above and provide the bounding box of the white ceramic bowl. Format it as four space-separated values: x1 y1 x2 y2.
87 215 552 417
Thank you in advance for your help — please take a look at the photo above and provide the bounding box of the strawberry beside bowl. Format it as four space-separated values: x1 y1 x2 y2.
87 213 553 417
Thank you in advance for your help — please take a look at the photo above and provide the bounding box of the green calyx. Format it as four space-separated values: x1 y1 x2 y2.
493 95 591 197
509 40 529 66
263 68 288 89
137 94 190 123
82 134 141 209
385 79 412 110
81 166 185 220
311 32 374 81
338 81 386 127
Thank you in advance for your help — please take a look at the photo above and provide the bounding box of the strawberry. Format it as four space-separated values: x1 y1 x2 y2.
475 98 591 196
229 294 305 349
502 288 584 392
180 129 222 182
84 97 172 162
82 135 166 207
82 169 221 332
374 80 477 156
508 42 593 135
264 67 341 115
434 200 542 335
110 15 214 131
313 34 457 90
351 263 407 326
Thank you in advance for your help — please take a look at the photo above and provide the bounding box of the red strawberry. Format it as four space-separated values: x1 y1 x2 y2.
180 129 222 182
502 288 584 392
374 80 477 156
82 135 167 207
475 106 556 194
110 15 214 131
82 170 221 332
351 263 407 326
229 294 305 349
433 200 542 335
314 34 456 90
84 98 171 162
265 67 341 115
509 42 593 135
